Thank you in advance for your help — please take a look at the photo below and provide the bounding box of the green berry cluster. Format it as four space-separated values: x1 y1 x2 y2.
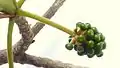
65 22 106 58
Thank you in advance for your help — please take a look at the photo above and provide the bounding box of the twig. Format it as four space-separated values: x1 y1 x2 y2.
18 53 86 68
0 50 87 68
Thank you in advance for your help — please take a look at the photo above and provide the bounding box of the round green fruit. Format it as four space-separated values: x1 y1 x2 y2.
99 33 105 41
80 23 86 30
87 29 94 38
96 51 103 57
99 42 106 50
65 43 73 50
77 45 84 53
87 40 94 48
94 34 101 42
91 27 98 34
77 35 85 42
102 42 106 50
94 43 102 54
85 23 91 29
76 22 82 28
87 49 95 58
87 49 95 55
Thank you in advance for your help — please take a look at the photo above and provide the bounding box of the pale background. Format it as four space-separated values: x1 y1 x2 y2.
0 0 120 68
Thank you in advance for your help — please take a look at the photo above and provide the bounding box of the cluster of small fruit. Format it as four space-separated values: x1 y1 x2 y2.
65 22 106 58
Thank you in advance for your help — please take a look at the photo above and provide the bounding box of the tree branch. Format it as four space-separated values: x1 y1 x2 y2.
0 50 86 68
17 53 86 68
13 16 34 55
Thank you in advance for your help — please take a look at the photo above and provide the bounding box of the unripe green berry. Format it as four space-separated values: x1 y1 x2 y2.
99 42 106 50
87 49 95 58
97 42 103 49
65 43 73 50
96 51 103 57
77 35 85 42
87 29 94 38
102 42 106 50
91 27 98 34
77 45 84 53
99 33 105 41
94 34 101 42
76 22 82 28
80 23 86 30
87 40 94 48
94 43 102 54
85 23 91 29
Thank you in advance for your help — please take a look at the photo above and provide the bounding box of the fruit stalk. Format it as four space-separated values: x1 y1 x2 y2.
17 9 74 36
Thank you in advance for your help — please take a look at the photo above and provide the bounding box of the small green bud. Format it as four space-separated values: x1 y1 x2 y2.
76 22 82 28
87 40 94 48
87 49 95 58
99 42 106 50
91 27 98 34
80 23 86 30
94 43 102 54
102 42 106 50
99 33 105 41
77 35 85 42
77 45 84 53
65 43 73 50
94 34 101 42
87 29 94 38
96 51 103 57
85 23 91 29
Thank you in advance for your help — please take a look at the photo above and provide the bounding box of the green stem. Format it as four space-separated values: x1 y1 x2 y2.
13 0 17 9
17 0 25 8
7 18 14 68
16 9 74 36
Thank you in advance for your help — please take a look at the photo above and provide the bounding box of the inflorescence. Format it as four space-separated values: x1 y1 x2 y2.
65 22 106 58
